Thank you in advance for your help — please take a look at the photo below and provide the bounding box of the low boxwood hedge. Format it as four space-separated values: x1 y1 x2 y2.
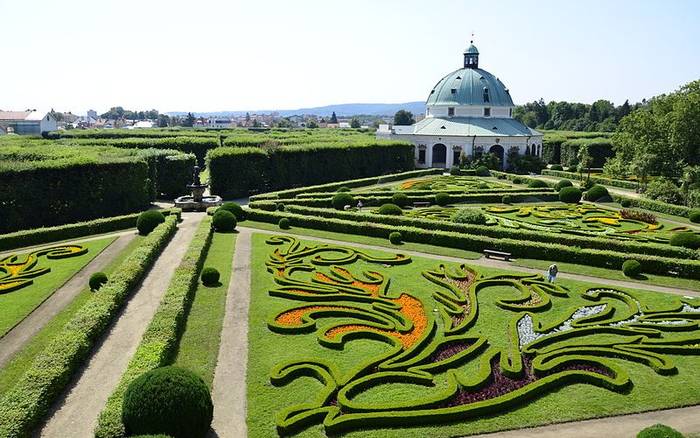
277 205 696 260
559 186 582 203
377 204 403 216
245 209 700 279
542 169 637 190
0 216 178 438
95 217 213 438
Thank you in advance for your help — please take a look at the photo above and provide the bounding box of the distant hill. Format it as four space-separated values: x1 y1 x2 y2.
167 101 425 118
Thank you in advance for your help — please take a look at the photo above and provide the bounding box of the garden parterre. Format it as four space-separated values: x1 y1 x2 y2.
248 234 700 437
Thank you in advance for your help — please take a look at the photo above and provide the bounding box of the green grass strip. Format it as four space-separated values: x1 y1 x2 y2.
0 235 144 396
514 258 700 292
174 230 237 387
95 216 213 438
0 216 178 438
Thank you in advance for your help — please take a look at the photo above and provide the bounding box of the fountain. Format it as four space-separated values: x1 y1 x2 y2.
174 165 223 211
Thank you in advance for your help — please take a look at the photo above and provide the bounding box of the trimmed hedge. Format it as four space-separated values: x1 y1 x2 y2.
611 194 690 218
332 192 356 210
554 179 573 191
246 209 700 279
584 184 609 202
0 216 178 438
542 169 638 190
273 205 697 260
207 141 415 198
637 424 684 438
278 217 291 229
249 169 441 201
389 231 402 245
201 267 220 286
137 210 166 235
95 217 213 438
218 202 246 221
89 272 109 291
0 159 151 233
670 232 700 250
622 259 642 277
689 209 700 223
212 210 237 232
377 203 403 216
559 186 582 203
121 366 213 438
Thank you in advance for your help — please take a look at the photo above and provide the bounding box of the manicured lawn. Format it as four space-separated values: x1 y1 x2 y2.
0 236 116 337
514 258 700 292
0 235 143 396
174 231 237 387
241 220 481 260
247 232 700 437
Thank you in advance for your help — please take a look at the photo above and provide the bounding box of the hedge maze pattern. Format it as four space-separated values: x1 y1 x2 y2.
407 203 695 244
262 236 700 435
0 245 87 293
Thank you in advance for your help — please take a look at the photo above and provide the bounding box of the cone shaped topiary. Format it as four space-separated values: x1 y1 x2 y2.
122 366 213 438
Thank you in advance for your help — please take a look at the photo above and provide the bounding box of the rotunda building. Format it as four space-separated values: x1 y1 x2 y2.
378 42 543 169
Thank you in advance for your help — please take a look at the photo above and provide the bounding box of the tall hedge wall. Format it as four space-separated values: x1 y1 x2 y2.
0 160 150 233
207 142 414 198
560 138 614 168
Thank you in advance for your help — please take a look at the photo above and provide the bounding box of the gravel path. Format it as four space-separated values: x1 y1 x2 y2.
0 229 135 258
35 213 204 438
0 233 136 369
239 226 699 297
210 228 251 438
472 404 700 437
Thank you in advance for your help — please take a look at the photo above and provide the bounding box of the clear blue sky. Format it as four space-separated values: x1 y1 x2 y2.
1 0 698 114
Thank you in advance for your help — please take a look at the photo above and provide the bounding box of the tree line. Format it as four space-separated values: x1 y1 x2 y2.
512 98 641 132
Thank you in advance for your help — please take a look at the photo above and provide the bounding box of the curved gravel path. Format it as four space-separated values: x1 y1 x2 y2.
35 214 204 438
0 233 136 369
209 228 251 438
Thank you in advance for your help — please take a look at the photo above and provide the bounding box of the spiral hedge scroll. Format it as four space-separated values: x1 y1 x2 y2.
261 236 700 435
0 245 87 293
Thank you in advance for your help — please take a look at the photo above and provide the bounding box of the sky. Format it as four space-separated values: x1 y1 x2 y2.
1 0 699 115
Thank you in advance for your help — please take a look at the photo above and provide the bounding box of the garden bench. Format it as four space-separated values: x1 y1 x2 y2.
483 249 512 261
413 201 431 208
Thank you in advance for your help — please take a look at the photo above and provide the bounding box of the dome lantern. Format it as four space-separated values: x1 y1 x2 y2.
463 41 479 68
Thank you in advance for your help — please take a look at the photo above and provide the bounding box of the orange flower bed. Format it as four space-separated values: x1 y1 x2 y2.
275 305 353 326
324 293 427 349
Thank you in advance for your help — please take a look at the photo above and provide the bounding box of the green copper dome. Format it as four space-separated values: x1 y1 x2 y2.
426 67 513 107
464 43 479 54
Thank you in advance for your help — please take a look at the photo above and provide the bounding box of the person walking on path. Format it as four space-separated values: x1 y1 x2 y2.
547 263 558 283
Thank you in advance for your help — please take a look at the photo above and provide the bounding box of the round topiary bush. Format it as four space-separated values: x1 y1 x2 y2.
211 210 237 233
620 198 633 208
389 231 402 245
689 209 700 223
584 184 610 201
550 164 564 171
377 203 403 215
434 192 450 206
669 232 700 249
475 166 490 177
278 217 290 229
332 192 355 210
637 423 684 438
452 208 487 225
527 179 549 189
122 366 213 438
391 192 410 208
336 186 351 192
137 210 165 236
276 203 285 212
512 177 523 185
554 179 573 191
622 259 642 278
89 272 108 291
559 186 582 203
218 202 246 221
201 267 220 286
502 194 514 204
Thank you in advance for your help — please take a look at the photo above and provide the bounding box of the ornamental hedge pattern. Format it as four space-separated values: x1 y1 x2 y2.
260 236 700 435
0 245 87 293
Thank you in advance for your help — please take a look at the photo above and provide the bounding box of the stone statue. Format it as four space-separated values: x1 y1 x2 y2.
192 165 202 186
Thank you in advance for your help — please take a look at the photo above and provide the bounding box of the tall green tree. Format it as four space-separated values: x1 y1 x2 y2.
350 117 361 128
393 110 415 126
330 111 338 124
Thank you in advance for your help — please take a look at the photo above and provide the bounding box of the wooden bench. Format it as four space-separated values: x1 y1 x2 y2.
413 201 431 208
484 249 512 261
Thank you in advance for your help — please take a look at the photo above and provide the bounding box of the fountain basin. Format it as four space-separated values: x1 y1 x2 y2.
174 194 223 211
